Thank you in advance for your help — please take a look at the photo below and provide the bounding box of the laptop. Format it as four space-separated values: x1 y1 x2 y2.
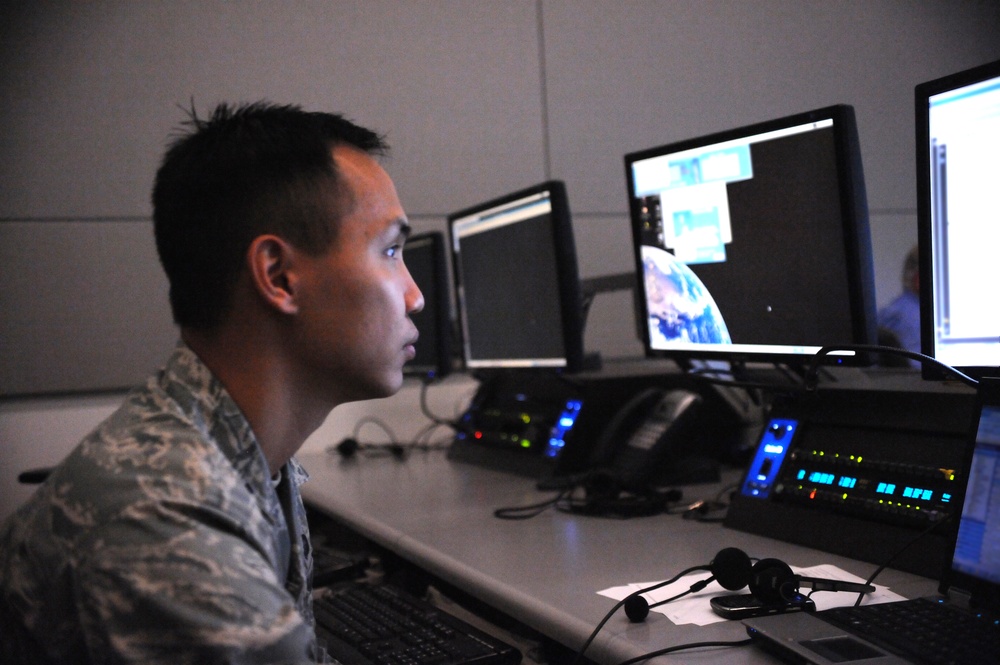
743 377 1000 664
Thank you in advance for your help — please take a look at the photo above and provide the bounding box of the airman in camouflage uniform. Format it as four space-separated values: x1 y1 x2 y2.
0 343 329 663
0 101 423 663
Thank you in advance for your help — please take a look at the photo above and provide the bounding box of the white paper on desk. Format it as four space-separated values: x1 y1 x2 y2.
597 564 907 626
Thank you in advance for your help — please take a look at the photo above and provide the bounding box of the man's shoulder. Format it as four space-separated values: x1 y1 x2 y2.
14 376 251 534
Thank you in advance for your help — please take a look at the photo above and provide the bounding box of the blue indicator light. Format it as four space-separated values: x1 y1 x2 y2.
838 476 857 488
902 487 934 501
740 418 798 500
797 469 806 480
545 399 584 458
942 493 952 503
808 471 835 485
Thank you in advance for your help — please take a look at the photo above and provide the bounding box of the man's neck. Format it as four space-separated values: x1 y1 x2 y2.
182 327 331 474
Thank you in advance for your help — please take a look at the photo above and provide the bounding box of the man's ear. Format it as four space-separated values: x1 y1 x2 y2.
247 235 300 315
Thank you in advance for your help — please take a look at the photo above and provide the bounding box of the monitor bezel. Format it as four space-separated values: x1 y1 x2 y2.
402 231 454 381
624 104 876 368
447 180 586 374
916 59 1000 381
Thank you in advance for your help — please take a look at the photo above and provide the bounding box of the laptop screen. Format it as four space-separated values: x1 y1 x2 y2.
945 377 1000 605
951 396 1000 585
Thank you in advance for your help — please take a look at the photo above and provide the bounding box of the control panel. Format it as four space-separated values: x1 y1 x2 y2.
447 371 587 477
452 395 584 460
726 385 977 578
446 368 749 482
738 418 959 529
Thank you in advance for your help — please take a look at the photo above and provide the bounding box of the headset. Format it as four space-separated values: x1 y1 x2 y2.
573 547 874 665
572 547 753 665
622 547 753 622
742 557 875 608
621 548 875 623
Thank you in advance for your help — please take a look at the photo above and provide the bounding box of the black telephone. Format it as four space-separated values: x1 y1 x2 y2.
588 388 704 492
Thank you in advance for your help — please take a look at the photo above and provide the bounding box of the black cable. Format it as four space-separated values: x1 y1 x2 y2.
613 638 754 665
805 344 978 390
328 381 460 459
571 565 710 665
686 365 811 394
418 377 459 427
643 587 696 612
554 486 682 519
493 491 569 520
853 514 953 606
351 416 400 443
688 344 978 394
411 421 454 449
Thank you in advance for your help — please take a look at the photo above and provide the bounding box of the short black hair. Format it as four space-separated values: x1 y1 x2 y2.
152 101 389 329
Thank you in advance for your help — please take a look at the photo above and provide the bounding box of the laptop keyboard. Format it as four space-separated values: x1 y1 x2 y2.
313 582 522 665
820 597 1000 665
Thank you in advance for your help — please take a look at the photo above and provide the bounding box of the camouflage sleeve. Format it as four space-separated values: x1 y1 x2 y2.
72 498 321 664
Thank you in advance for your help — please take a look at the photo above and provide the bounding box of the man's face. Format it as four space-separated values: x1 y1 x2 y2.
291 145 423 403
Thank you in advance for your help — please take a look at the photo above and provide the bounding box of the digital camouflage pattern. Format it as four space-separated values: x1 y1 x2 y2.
0 344 330 664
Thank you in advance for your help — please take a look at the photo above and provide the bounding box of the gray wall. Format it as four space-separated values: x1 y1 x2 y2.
3 0 1000 515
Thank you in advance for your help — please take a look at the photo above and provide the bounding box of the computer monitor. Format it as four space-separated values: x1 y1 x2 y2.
403 231 453 380
916 59 1000 380
447 181 585 373
624 105 876 370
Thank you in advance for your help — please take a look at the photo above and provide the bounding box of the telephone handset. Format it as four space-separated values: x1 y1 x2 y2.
589 388 703 492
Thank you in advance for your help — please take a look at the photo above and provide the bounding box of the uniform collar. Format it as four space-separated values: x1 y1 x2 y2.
157 343 309 513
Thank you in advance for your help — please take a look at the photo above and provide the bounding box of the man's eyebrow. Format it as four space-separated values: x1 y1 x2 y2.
396 218 413 239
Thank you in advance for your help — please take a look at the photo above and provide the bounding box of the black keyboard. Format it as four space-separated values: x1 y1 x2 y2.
820 597 1000 665
313 583 522 665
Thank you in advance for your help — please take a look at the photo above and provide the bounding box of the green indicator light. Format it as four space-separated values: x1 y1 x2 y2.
520 439 531 448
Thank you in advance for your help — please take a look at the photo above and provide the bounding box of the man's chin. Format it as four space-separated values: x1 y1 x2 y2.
351 373 405 402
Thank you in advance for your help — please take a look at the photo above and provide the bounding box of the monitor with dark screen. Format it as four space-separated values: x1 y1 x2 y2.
447 181 585 373
624 105 876 368
403 231 453 380
917 59 1000 379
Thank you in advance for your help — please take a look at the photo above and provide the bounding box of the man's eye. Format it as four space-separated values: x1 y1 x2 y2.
386 244 402 258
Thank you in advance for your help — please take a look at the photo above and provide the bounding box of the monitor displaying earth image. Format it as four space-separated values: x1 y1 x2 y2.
641 245 731 348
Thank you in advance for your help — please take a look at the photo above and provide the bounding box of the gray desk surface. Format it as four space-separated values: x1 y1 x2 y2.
299 450 938 665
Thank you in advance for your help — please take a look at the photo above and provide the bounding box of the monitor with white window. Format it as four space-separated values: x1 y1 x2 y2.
917 58 1000 379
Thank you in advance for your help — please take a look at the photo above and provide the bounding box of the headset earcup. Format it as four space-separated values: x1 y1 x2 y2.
749 558 795 605
711 547 753 590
